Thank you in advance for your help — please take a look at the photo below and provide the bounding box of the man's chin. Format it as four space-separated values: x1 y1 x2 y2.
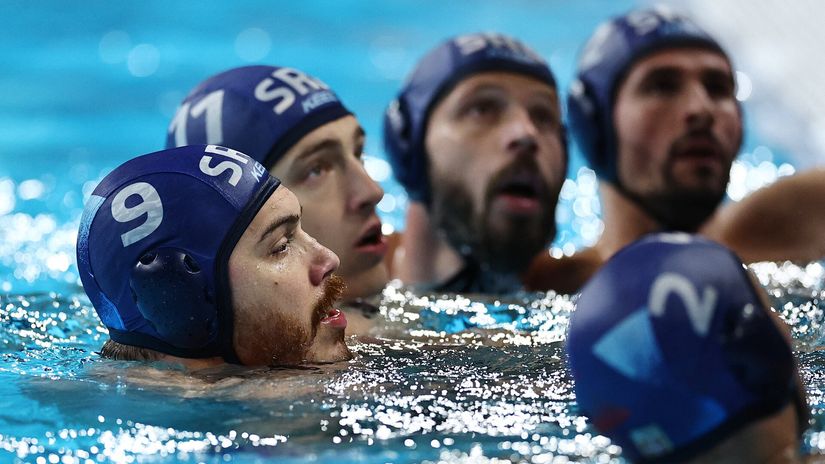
669 163 730 193
639 189 724 232
481 212 555 272
303 339 353 364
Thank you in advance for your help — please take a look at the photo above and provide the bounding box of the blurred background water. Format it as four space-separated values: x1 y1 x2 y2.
3 0 822 293
2 1 825 462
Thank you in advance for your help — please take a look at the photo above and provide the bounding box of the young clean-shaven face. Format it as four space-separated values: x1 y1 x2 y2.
271 116 388 299
165 66 386 301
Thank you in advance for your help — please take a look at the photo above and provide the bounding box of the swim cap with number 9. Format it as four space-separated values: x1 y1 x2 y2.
76 145 280 363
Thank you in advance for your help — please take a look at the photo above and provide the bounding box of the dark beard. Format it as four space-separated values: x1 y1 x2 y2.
633 186 726 232
430 158 559 274
627 156 730 233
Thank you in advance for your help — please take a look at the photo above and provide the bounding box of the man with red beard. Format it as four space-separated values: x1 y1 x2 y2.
167 66 387 334
76 145 351 369
524 6 825 294
384 33 567 293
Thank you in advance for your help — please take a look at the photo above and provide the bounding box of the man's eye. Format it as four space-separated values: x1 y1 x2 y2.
638 72 681 96
705 79 734 99
305 161 331 180
308 165 323 177
530 106 559 130
647 78 679 95
271 234 293 256
464 97 502 118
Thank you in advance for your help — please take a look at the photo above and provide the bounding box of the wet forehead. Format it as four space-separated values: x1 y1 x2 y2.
274 115 361 169
625 47 733 83
444 71 559 105
244 187 301 240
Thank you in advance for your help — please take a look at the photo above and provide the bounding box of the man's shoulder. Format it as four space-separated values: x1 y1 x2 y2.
703 168 825 263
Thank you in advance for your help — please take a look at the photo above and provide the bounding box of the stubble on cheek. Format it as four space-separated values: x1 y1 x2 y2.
266 317 313 366
232 306 311 366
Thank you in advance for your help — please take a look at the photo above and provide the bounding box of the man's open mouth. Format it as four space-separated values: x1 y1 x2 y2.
356 226 382 246
497 179 540 199
320 308 347 329
672 133 725 163
491 174 545 214
353 222 387 254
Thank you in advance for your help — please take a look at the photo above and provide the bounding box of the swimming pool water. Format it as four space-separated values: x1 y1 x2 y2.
0 290 596 463
2 270 825 463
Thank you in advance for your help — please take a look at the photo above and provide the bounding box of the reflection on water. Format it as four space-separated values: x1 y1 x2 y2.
753 261 825 349
1 263 824 463
0 290 617 463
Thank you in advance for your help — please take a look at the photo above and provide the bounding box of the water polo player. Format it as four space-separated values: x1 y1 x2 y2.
568 233 808 463
77 145 351 368
384 33 567 293
167 66 388 305
525 6 825 294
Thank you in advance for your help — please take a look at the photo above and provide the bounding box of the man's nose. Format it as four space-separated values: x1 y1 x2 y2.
503 106 539 157
346 158 384 215
309 237 340 286
683 82 715 130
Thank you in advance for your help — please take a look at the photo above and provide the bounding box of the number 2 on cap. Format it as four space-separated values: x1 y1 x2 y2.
648 273 718 336
111 182 164 247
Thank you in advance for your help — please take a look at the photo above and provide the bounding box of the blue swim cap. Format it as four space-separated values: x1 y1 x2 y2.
567 6 729 184
383 33 557 204
166 65 352 169
567 233 802 462
77 145 280 363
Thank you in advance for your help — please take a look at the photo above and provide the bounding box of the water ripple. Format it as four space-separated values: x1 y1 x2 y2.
0 260 823 462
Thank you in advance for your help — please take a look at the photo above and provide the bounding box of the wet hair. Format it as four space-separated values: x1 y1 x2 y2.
99 339 163 362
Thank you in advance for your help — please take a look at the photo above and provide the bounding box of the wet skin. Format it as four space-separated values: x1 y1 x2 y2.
271 116 388 301
228 187 352 366
424 72 566 273
613 47 742 230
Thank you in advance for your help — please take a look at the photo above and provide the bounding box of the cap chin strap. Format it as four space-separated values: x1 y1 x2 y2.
214 176 282 365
